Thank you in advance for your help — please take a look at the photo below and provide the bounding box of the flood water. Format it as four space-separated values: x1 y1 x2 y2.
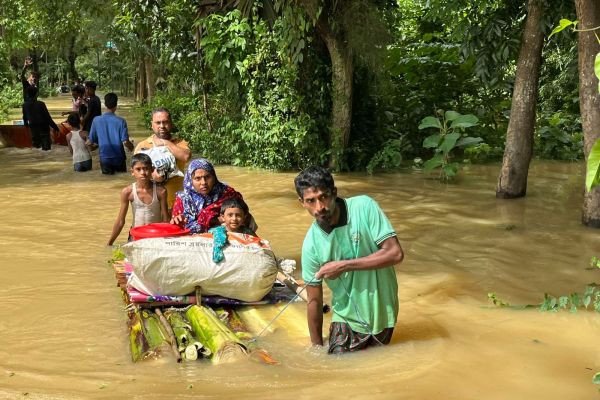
1 96 599 399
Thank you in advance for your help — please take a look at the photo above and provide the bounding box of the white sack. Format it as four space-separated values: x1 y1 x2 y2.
140 146 183 181
122 234 278 302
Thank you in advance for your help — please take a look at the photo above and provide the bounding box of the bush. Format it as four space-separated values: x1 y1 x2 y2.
0 81 22 123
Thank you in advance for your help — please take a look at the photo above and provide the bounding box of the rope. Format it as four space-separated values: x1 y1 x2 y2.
250 276 318 341
335 274 385 346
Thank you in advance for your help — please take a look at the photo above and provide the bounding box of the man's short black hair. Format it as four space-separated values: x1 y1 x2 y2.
104 92 118 109
220 198 249 215
294 166 335 198
151 107 171 118
131 153 153 169
66 112 80 128
84 81 97 90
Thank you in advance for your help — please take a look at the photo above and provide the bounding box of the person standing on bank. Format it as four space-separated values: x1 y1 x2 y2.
81 81 101 132
87 93 134 174
294 166 404 354
135 108 191 208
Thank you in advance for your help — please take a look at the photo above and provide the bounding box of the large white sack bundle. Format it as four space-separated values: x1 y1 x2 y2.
122 233 278 302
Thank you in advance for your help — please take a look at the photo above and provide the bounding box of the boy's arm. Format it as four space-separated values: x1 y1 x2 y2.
107 187 131 246
66 133 73 155
158 186 169 222
86 121 98 149
306 284 324 346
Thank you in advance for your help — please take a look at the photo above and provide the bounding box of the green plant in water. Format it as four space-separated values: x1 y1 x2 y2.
417 110 483 180
107 246 126 265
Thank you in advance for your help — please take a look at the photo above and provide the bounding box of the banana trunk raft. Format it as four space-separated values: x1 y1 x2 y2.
113 260 302 365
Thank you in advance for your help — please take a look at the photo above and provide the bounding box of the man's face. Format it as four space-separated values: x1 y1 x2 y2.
151 111 173 139
27 74 36 85
299 187 337 228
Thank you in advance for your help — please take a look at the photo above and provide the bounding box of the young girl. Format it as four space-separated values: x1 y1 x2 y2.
107 153 169 246
65 112 92 172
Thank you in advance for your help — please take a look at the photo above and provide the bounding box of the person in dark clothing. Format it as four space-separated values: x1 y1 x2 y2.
81 81 101 132
22 86 59 151
21 57 39 101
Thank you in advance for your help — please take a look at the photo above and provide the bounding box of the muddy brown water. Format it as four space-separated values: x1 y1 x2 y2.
0 96 599 399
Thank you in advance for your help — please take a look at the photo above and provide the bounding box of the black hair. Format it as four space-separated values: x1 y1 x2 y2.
104 92 118 109
151 107 171 118
131 153 153 169
84 81 97 90
25 85 38 99
71 85 84 95
294 166 335 198
220 198 249 215
66 112 80 128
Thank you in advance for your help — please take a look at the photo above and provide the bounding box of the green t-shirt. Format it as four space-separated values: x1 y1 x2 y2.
301 195 399 334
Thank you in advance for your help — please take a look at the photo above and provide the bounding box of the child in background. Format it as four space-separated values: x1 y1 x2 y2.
209 198 256 263
108 153 169 246
65 113 92 172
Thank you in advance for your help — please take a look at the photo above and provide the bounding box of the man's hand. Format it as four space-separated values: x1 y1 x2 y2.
315 260 348 280
151 170 165 182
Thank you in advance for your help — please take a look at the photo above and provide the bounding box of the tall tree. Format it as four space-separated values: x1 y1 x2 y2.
496 0 545 198
296 0 353 169
577 0 600 226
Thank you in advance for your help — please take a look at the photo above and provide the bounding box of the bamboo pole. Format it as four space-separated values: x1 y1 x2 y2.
185 305 247 364
165 309 209 361
128 310 150 362
155 308 182 363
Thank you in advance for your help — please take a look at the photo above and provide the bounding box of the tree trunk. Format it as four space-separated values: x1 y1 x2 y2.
496 0 545 198
577 0 600 227
67 36 78 83
137 59 147 103
318 23 353 170
296 0 353 170
144 55 155 102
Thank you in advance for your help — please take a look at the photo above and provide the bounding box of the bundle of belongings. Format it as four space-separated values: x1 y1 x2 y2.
122 232 279 303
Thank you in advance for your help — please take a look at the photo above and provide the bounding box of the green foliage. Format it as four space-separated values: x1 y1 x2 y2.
107 246 126 265
417 110 483 180
539 286 600 313
366 137 410 174
0 82 22 123
590 256 600 269
586 139 600 191
487 292 510 307
535 112 583 161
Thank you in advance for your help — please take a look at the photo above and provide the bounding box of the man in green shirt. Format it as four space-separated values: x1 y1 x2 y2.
295 166 404 354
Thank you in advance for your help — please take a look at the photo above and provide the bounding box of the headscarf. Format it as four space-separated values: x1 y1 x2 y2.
175 158 242 233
